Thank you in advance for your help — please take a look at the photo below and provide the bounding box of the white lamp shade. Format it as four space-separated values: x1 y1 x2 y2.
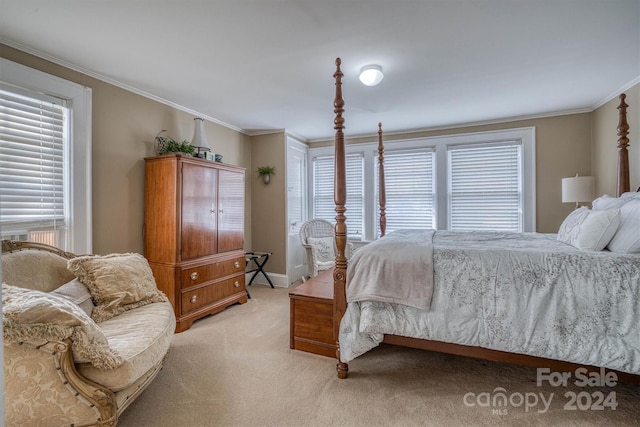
562 176 594 203
191 117 210 149
359 65 384 86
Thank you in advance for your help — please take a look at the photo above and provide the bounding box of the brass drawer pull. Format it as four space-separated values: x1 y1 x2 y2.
234 281 240 288
234 261 240 268
190 272 199 280
190 295 199 303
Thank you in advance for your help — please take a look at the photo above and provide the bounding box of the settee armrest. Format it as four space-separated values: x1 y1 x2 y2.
4 339 117 426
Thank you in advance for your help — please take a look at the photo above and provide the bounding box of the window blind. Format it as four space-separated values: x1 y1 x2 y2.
376 149 435 235
0 86 66 234
313 154 364 238
448 143 522 232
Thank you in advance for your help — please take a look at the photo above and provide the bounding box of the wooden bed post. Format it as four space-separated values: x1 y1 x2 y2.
378 123 386 237
616 93 630 197
332 58 349 379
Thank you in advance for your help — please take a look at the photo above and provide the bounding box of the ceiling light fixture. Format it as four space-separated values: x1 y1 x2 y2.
359 65 384 86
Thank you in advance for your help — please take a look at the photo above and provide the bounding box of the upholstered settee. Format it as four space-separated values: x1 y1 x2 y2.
2 241 176 427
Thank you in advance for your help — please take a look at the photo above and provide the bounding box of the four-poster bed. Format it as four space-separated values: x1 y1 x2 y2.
330 58 640 381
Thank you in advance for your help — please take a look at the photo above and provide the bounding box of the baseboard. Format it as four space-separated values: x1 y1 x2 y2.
245 272 290 288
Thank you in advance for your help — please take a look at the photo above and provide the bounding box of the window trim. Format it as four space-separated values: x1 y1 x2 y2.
1 58 92 253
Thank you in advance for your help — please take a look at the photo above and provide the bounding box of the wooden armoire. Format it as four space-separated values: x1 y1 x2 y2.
144 154 247 332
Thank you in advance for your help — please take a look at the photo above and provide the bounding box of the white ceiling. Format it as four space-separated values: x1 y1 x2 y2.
1 1 639 141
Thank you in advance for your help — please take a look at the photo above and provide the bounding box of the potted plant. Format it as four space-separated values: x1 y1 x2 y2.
154 131 196 156
257 166 275 184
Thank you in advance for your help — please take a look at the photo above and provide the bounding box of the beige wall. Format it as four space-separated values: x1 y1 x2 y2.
250 133 287 273
1 44 253 255
592 83 640 196
314 113 593 233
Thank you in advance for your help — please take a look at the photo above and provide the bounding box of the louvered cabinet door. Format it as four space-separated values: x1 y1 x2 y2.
181 162 218 260
217 168 245 253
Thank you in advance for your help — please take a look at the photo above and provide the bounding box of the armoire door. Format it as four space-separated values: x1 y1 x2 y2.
217 169 244 253
181 162 218 259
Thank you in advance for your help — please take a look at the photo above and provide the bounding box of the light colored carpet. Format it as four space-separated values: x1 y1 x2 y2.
118 284 640 427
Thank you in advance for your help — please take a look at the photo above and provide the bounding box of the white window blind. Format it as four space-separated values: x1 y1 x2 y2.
376 149 435 235
313 154 364 238
448 143 522 232
0 86 67 238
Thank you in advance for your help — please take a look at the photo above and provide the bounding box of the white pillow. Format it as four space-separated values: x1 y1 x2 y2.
557 207 621 251
592 194 630 210
50 278 95 317
620 191 640 200
307 236 335 263
607 199 640 253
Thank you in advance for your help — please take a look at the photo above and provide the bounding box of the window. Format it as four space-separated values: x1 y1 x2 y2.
448 143 522 232
308 127 535 240
312 154 364 238
376 149 435 235
0 59 92 253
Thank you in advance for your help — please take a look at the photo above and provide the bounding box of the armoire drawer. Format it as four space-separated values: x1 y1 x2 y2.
181 275 245 315
181 256 244 288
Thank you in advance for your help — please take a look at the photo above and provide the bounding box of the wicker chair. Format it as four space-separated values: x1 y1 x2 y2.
299 219 353 278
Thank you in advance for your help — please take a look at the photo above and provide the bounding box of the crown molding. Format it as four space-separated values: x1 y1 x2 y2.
591 75 640 110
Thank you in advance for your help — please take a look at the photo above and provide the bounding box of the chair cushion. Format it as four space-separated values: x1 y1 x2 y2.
67 253 168 322
78 301 175 391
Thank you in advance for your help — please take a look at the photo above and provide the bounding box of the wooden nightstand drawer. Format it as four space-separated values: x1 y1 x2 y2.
181 256 244 288
181 275 245 315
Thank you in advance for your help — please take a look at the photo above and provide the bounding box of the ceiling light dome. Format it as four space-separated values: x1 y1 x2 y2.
359 65 384 86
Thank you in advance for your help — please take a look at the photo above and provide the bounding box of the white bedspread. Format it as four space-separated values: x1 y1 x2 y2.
347 229 435 311
339 231 640 375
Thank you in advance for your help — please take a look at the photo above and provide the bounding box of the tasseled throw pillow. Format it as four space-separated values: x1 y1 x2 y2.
67 253 168 322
